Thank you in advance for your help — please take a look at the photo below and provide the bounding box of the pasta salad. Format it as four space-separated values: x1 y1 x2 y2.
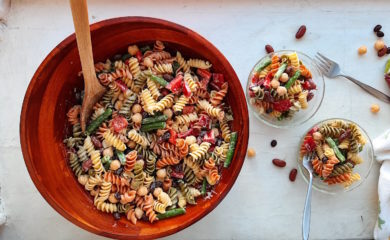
63 41 238 223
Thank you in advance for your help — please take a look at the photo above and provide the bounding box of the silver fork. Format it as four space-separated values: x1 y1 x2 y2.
314 52 390 103
302 153 315 240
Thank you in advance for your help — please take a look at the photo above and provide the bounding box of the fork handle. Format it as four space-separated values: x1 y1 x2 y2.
302 172 313 240
340 74 390 103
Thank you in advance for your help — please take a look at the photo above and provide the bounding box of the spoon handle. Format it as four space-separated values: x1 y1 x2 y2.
302 172 313 240
69 0 96 84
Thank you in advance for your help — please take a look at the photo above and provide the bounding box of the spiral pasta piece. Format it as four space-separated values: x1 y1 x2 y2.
270 55 280 74
338 139 350 149
210 82 228 106
259 65 271 78
176 51 189 72
288 52 300 69
329 162 354 177
103 130 126 151
220 119 231 142
143 194 158 223
128 57 141 79
140 89 157 114
152 63 173 74
178 180 196 205
67 105 81 125
343 173 360 187
324 172 351 185
131 160 145 190
146 78 161 101
189 142 211 161
298 91 308 109
126 207 137 225
128 129 149 147
323 144 335 158
83 136 95 156
197 100 224 121
156 157 180 169
176 138 189 158
175 113 198 125
299 64 312 78
184 72 198 92
85 174 103 191
287 81 302 95
68 152 83 177
124 150 137 173
94 199 118 213
173 95 190 113
90 150 105 175
321 156 340 179
154 94 174 112
319 125 344 138
95 181 112 202
187 58 212 69
311 157 323 176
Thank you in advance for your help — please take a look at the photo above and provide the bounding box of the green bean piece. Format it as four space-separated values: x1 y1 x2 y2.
140 46 151 54
116 150 126 164
273 62 288 81
385 59 390 74
201 178 207 196
140 121 166 132
142 115 168 125
157 208 186 220
325 137 345 162
254 56 272 73
85 108 113 135
101 155 111 171
149 74 168 87
224 132 238 168
284 70 301 89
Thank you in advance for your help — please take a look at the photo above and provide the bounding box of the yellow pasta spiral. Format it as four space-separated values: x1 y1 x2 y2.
128 129 149 147
140 89 157 114
189 142 211 161
176 51 189 72
343 173 361 188
173 95 190 113
128 57 141 79
83 136 95 155
184 72 198 92
187 58 212 69
287 81 302 95
338 139 350 149
90 150 105 175
103 130 126 151
323 144 335 158
85 174 103 191
259 65 271 78
298 91 308 109
289 52 300 69
220 119 231 142
94 199 118 213
154 94 174 112
152 63 173 74
175 113 198 125
197 99 224 120
153 201 167 214
96 181 112 202
146 78 160 100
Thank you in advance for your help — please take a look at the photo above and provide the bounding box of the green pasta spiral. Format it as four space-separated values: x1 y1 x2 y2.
119 93 137 118
319 125 344 138
183 164 197 186
117 203 131 214
329 162 354 177
68 152 83 177
131 161 145 190
167 187 178 210
178 180 196 205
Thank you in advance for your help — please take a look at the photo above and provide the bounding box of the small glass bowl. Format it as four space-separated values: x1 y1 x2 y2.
297 118 374 194
246 50 325 128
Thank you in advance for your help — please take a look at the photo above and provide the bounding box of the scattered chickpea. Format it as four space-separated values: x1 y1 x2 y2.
108 193 118 204
375 40 385 51
163 108 173 119
77 175 89 186
313 131 323 141
127 140 136 149
103 147 114 157
247 147 256 158
128 45 139 56
131 113 142 125
271 79 280 89
358 45 367 55
371 104 380 113
143 57 153 68
276 86 287 96
110 160 121 171
137 186 148 196
156 169 167 181
185 136 197 145
280 73 289 83
153 187 163 198
132 104 142 114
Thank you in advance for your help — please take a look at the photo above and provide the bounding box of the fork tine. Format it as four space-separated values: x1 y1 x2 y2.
314 55 330 69
317 52 334 64
313 58 328 73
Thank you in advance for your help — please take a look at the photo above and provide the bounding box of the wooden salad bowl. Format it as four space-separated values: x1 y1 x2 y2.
20 17 249 239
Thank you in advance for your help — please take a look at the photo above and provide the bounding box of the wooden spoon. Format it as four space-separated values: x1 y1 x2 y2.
69 0 106 132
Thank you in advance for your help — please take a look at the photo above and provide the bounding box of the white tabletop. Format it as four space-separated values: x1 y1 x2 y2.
1 0 389 239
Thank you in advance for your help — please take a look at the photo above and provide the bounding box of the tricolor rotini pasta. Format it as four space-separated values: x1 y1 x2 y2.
63 41 237 224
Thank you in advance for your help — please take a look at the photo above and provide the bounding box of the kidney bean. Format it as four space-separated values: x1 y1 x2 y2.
307 92 314 101
272 158 286 167
387 47 390 54
289 168 298 182
378 46 387 57
91 136 103 149
270 140 277 147
265 44 274 53
295 25 307 39
377 31 385 38
374 24 382 32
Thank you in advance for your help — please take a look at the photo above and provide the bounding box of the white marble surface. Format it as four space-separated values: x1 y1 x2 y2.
1 0 390 239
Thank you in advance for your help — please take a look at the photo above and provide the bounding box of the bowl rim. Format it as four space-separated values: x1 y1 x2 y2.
246 50 325 129
297 117 374 195
19 16 249 239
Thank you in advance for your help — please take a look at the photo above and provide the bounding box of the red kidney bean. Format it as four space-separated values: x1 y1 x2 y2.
378 46 387 57
307 92 314 101
272 158 286 167
265 44 274 53
289 168 298 182
270 140 277 147
295 25 307 39
374 24 382 33
387 47 390 54
377 31 385 38
91 136 102 149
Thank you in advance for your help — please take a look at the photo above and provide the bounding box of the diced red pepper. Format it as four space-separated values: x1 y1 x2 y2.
263 72 273 89
198 114 211 128
182 80 192 97
170 171 184 179
191 126 202 137
308 126 319 135
302 79 317 90
273 99 292 112
197 69 211 80
115 79 129 93
251 74 259 84
135 51 143 62
303 135 316 152
211 73 225 89
168 129 177 145
177 129 193 138
182 106 195 115
111 115 128 133
166 74 183 93
199 76 210 89
203 129 216 144
208 145 215 153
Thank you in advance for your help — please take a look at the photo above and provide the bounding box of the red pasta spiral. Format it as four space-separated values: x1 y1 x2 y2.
321 156 339 179
143 194 158 223
270 55 280 74
126 207 137 225
176 138 189 158
67 105 81 125
104 172 130 189
124 150 137 173
156 157 180 169
299 64 312 78
311 157 323 176
324 172 351 185
120 190 136 204
210 82 228 107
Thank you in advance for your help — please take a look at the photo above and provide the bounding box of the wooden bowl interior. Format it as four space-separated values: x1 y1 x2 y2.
20 17 249 239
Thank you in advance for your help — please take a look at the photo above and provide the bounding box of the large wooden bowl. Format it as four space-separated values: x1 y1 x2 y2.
20 17 249 239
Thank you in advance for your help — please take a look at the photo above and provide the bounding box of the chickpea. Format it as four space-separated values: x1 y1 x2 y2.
276 86 287 96
358 45 367 55
132 104 142 114
143 57 153 68
127 140 136 149
313 132 323 141
110 160 121 171
103 147 114 157
371 104 380 113
153 187 162 198
77 175 89 186
108 193 118 204
134 208 144 219
156 169 167 181
137 186 148 197
185 136 197 145
163 108 173 119
131 113 142 124
128 45 139 56
375 40 385 51
271 79 280 89
247 148 256 158
280 73 289 83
